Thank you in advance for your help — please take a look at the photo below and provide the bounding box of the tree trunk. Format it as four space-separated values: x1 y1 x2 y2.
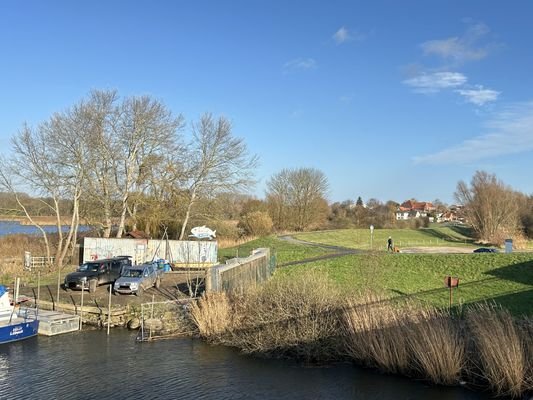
178 190 196 240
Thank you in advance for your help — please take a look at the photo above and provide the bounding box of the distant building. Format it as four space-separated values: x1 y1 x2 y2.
395 200 435 221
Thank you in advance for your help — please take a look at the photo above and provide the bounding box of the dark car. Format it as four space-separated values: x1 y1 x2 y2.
473 248 499 253
64 256 132 293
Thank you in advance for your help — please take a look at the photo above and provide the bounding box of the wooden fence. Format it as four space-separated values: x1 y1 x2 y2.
206 248 275 294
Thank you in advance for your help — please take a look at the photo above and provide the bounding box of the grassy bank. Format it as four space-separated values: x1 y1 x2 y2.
221 235 533 316
280 252 533 316
218 235 334 265
294 226 477 250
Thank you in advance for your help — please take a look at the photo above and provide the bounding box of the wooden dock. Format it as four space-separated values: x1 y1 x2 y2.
18 308 80 336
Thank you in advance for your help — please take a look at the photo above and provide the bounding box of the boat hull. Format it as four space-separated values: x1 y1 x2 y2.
0 320 39 344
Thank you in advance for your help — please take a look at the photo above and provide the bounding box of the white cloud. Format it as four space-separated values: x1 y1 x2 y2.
413 102 533 165
403 72 467 93
455 85 500 106
333 27 350 44
421 22 491 63
332 26 364 45
283 58 317 72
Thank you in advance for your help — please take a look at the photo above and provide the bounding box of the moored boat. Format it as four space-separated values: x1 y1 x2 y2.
0 285 39 344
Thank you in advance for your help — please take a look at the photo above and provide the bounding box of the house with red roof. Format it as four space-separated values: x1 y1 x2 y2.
395 200 435 221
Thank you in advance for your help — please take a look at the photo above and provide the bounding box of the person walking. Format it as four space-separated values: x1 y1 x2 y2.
387 236 393 252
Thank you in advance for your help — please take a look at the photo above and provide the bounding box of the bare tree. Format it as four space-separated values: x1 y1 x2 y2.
114 95 185 238
455 171 520 243
177 113 258 240
80 90 121 238
266 167 329 231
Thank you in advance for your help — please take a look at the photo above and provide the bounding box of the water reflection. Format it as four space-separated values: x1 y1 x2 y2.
0 330 490 399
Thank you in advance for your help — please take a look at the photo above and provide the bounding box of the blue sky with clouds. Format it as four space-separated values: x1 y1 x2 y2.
1 1 532 204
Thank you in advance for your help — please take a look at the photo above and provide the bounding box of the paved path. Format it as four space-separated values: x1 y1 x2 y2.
277 235 360 267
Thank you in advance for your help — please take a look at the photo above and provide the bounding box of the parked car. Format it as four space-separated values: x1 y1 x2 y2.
113 263 162 296
64 256 132 293
473 248 499 253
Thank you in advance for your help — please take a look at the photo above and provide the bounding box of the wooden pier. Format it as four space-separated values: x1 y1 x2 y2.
18 308 80 336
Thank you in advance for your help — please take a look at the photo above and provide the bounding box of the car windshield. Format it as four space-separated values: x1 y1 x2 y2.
123 269 143 278
78 263 100 272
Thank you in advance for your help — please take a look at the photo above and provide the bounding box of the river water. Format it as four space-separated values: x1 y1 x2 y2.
0 329 490 400
0 220 89 236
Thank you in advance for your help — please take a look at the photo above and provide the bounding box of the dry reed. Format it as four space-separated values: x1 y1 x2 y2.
189 292 232 338
406 306 465 385
467 304 527 397
188 279 532 398
229 271 342 360
342 292 410 374
217 236 258 249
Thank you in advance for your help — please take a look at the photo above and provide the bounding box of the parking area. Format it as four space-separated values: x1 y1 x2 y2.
22 272 205 307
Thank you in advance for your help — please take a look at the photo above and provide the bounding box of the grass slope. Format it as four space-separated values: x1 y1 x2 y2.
294 226 476 250
218 235 333 265
277 252 533 316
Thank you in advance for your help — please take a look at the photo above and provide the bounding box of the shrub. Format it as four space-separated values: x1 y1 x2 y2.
237 211 273 237
190 271 342 361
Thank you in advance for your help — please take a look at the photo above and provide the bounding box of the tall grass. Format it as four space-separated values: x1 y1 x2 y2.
230 271 342 360
342 293 410 374
405 306 465 385
467 305 528 397
189 272 532 397
342 295 465 383
189 291 232 337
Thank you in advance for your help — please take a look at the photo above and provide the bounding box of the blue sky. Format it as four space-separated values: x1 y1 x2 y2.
1 1 532 204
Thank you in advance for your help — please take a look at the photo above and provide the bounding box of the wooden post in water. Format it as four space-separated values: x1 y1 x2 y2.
79 280 84 331
37 271 41 309
107 284 112 335
56 264 61 311
14 277 20 304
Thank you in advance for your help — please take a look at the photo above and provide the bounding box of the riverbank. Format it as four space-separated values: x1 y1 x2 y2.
189 272 533 398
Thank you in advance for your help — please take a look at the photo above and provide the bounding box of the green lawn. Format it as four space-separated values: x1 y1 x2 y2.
276 252 533 316
294 227 476 251
218 236 334 265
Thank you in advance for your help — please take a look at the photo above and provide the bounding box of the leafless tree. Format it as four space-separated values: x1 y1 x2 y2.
80 90 121 237
113 95 185 238
455 171 520 243
177 113 258 240
266 167 329 231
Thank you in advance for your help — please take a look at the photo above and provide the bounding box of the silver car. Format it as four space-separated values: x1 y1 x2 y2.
113 264 162 296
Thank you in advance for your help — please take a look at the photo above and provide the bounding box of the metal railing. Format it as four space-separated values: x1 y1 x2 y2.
23 253 55 270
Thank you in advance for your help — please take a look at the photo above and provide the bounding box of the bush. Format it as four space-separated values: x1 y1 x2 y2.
237 211 273 237
206 220 241 241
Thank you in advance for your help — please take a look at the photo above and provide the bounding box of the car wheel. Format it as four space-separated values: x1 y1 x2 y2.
136 286 144 297
89 279 97 293
155 277 161 289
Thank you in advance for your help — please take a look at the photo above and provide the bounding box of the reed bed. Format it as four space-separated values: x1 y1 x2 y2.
467 305 528 397
189 272 532 398
342 293 410 374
